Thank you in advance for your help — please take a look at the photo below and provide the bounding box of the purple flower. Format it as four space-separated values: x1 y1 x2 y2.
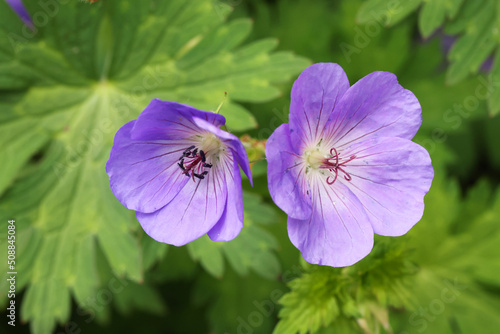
266 63 434 267
5 0 33 28
106 99 252 245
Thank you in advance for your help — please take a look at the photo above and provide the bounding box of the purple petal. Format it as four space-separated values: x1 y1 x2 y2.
131 99 226 141
288 180 374 267
341 137 434 236
324 72 422 149
289 63 350 151
192 117 253 185
106 121 190 213
5 0 33 28
208 152 244 241
137 160 228 246
266 124 312 220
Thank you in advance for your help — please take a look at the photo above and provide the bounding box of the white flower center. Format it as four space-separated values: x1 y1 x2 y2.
198 133 224 158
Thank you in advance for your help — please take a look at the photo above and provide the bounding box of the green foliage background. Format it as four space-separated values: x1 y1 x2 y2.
0 0 499 333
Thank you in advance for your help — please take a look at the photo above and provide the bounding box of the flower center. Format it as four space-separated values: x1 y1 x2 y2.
199 133 223 154
304 147 356 185
177 145 213 181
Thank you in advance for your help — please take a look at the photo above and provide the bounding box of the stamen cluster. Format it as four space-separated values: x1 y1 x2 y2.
178 145 213 181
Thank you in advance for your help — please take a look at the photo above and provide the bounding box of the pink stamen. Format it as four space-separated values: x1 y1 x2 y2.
321 148 356 185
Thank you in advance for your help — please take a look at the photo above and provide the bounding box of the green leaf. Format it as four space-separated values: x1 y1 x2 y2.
389 174 500 333
187 192 281 280
273 269 342 334
488 47 500 116
356 0 422 27
419 0 465 37
356 0 499 115
141 232 168 272
446 0 497 84
0 1 308 333
188 235 226 278
444 0 488 34
274 240 415 334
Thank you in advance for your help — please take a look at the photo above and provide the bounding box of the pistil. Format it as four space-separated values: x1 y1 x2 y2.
321 147 356 184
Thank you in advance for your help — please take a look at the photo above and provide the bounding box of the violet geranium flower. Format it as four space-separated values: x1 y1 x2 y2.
4 0 33 28
106 99 252 245
266 63 434 267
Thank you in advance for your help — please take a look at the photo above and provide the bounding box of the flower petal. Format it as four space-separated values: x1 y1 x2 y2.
208 152 244 241
106 121 190 213
192 117 253 185
324 72 421 148
137 161 228 246
131 99 226 141
341 136 434 236
288 178 374 267
5 0 33 28
289 63 350 151
266 124 312 220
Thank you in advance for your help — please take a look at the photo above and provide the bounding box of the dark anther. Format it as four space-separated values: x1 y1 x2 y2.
178 145 212 181
183 145 195 154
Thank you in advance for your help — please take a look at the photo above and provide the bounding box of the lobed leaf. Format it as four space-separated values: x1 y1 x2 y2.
0 1 308 333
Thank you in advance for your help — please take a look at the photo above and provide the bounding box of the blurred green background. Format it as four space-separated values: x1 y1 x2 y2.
0 0 499 333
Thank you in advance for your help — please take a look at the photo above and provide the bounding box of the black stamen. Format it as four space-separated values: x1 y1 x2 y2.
183 145 195 154
177 161 185 171
193 173 205 179
201 171 208 176
200 150 206 162
191 148 198 157
203 163 212 168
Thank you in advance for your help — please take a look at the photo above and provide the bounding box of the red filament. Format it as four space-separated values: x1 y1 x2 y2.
320 148 356 185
